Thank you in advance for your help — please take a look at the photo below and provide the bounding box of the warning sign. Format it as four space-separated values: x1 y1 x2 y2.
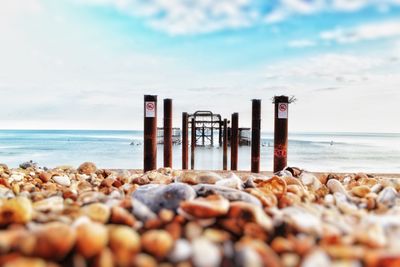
278 103 288 119
145 101 155 117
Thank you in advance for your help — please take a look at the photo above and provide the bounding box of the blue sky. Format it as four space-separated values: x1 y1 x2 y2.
1 0 400 132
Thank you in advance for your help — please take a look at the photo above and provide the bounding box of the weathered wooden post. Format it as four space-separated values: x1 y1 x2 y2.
143 95 157 172
223 118 228 170
231 113 239 170
273 95 289 173
251 99 261 173
182 112 188 169
191 117 196 170
163 98 172 168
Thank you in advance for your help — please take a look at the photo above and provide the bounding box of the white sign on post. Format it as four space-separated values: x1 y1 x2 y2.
278 103 288 119
145 101 155 117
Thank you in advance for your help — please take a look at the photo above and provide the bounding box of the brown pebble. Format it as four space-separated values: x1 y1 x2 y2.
132 253 158 267
39 172 52 183
0 197 33 226
110 206 136 227
109 225 141 266
3 257 47 267
180 195 229 218
78 162 97 175
351 185 371 198
76 221 108 258
81 203 110 223
33 222 76 261
141 230 174 259
91 248 114 267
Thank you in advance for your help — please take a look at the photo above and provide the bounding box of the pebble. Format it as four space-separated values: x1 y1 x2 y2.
192 238 221 267
9 173 24 182
141 230 174 259
52 175 71 187
0 197 33 225
75 219 108 258
108 225 141 266
377 187 397 208
132 199 157 222
81 203 111 224
133 183 196 213
351 185 371 198
168 239 192 263
215 172 244 190
180 195 229 218
193 184 262 207
32 221 76 260
77 162 97 175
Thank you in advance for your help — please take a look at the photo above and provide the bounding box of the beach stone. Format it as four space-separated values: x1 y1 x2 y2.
109 225 141 266
132 183 196 213
78 162 97 175
192 238 221 267
52 175 71 186
377 187 398 208
193 184 262 207
133 253 158 267
110 206 136 227
0 197 33 225
215 173 244 190
3 257 47 267
132 199 157 222
81 203 111 223
227 201 273 232
10 173 24 182
257 176 287 198
92 248 114 267
33 196 64 213
75 219 108 258
19 161 37 169
32 221 76 260
168 239 192 263
235 247 263 267
141 230 174 259
352 185 371 198
180 195 229 218
176 171 222 185
38 172 52 183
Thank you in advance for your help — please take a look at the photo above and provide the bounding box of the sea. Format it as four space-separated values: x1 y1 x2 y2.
0 130 399 173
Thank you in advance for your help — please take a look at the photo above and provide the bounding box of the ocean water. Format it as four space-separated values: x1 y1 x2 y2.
0 130 399 173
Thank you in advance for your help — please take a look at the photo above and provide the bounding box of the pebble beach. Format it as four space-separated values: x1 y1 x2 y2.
1 162 400 267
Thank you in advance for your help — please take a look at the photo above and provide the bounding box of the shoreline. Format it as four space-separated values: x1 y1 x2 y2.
115 169 400 178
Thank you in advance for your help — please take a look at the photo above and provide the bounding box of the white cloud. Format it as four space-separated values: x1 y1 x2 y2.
321 20 400 43
73 0 400 35
288 39 316 48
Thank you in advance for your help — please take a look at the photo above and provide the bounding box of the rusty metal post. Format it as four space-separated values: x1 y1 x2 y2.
251 99 261 173
231 113 239 170
273 96 289 173
163 98 172 168
223 118 228 170
143 95 157 172
182 112 188 170
191 118 196 170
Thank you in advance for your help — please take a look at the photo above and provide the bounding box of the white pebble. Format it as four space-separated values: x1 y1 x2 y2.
192 238 221 267
52 175 71 186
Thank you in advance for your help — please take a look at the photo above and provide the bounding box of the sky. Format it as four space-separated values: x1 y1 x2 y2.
1 0 400 133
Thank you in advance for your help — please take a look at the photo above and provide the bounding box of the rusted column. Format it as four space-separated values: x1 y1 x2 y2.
191 118 196 170
143 95 157 172
163 98 172 168
223 118 228 170
231 113 239 170
251 99 261 173
182 112 188 170
273 96 289 173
